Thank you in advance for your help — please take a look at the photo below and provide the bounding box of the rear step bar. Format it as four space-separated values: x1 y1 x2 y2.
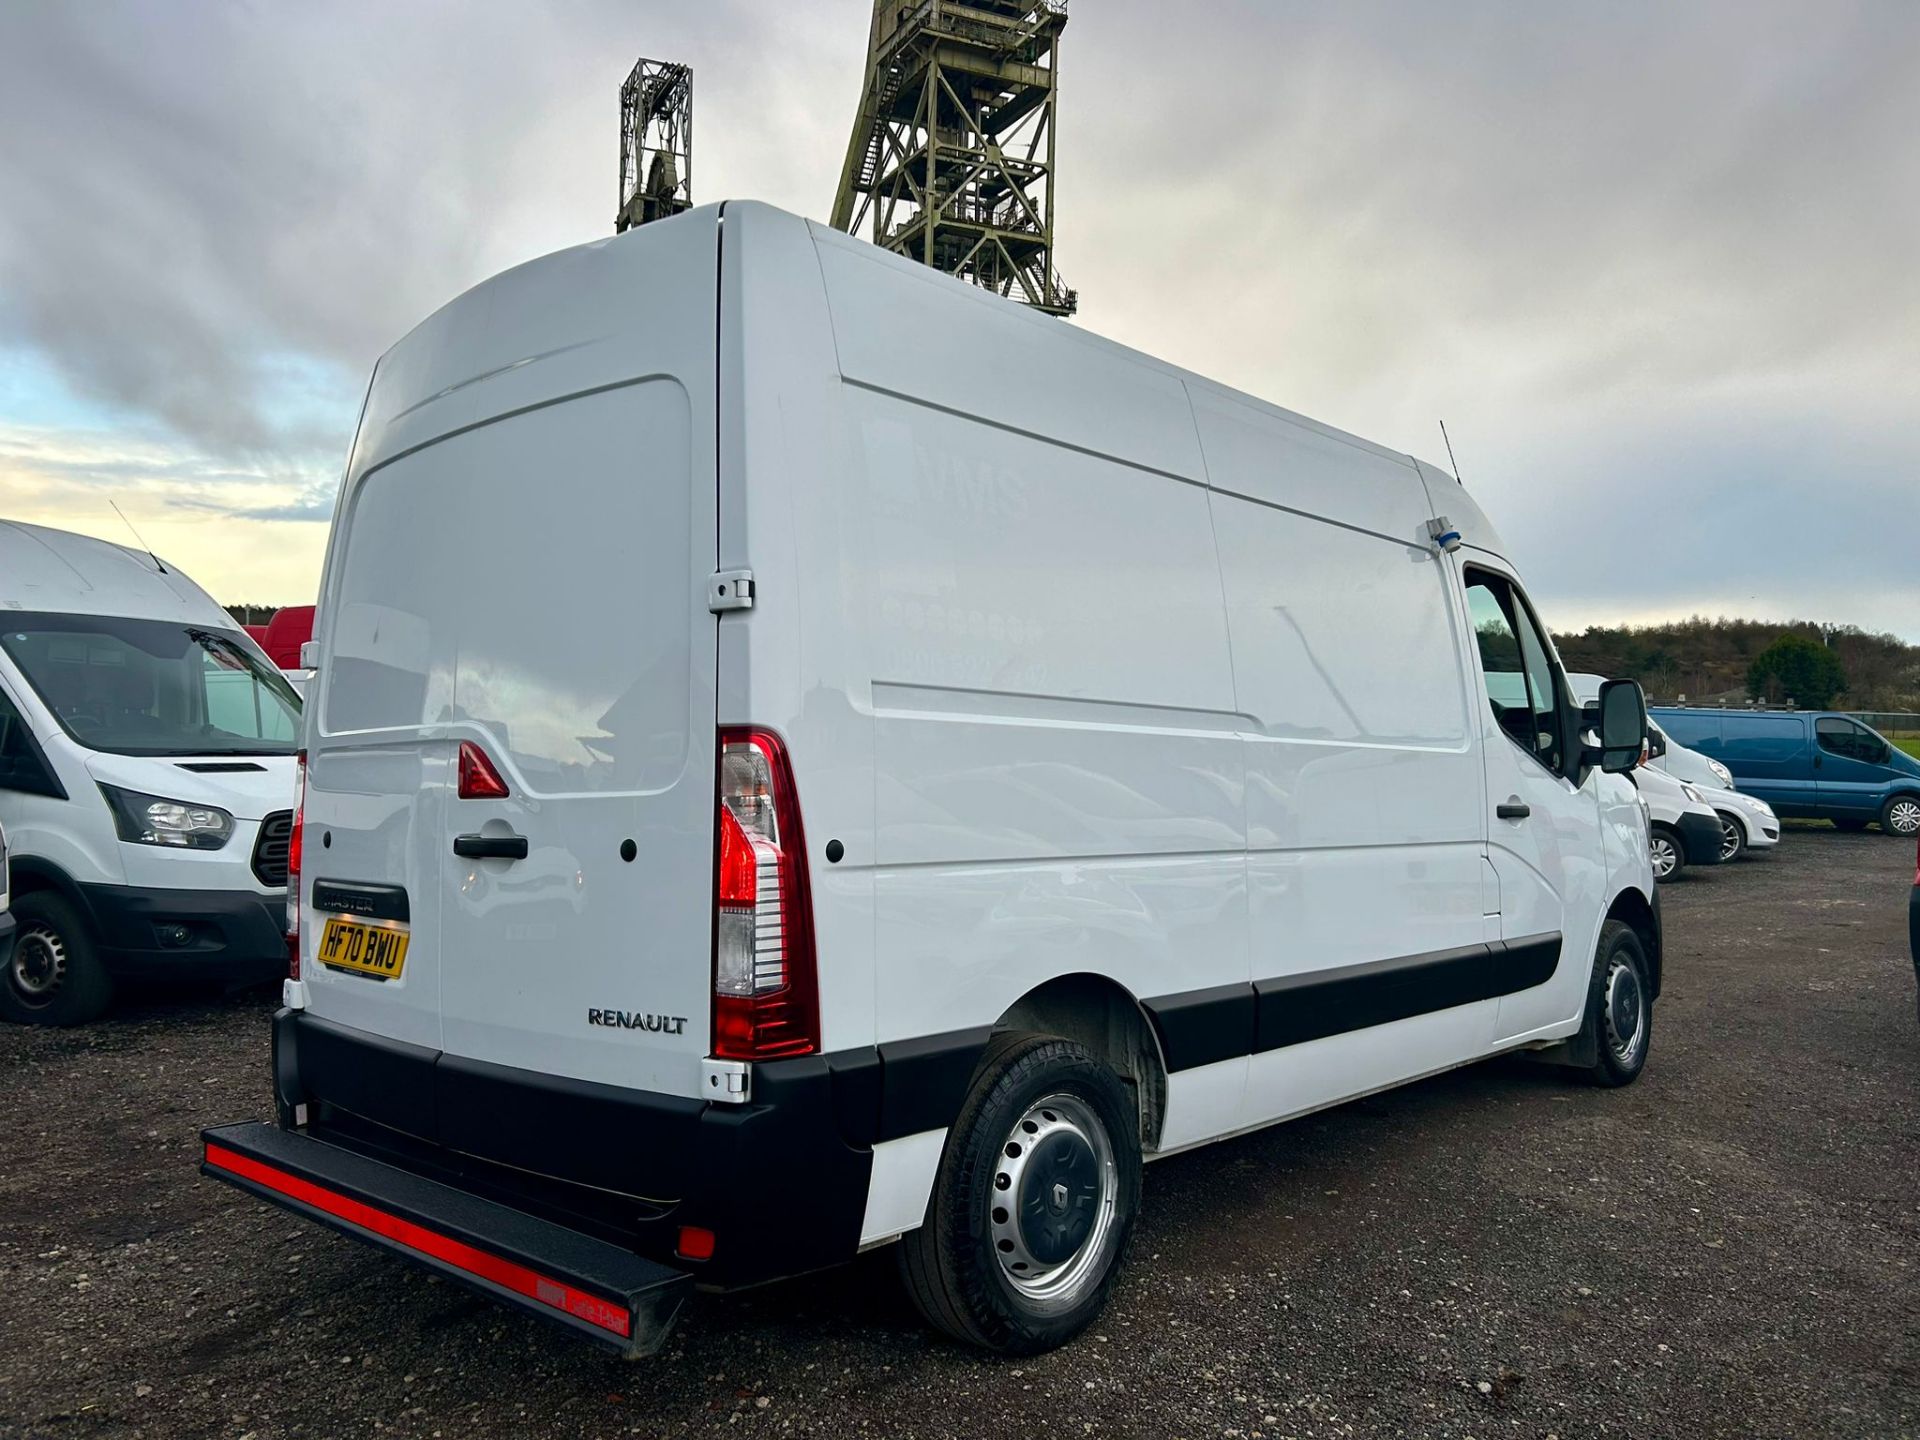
201 1121 691 1359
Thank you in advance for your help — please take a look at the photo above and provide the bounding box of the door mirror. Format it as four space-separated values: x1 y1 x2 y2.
1646 727 1668 759
1584 679 1647 775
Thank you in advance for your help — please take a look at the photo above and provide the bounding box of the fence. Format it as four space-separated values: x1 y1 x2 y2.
1850 712 1920 738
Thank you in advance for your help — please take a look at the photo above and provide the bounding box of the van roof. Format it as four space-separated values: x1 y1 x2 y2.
358 201 1508 562
0 519 236 626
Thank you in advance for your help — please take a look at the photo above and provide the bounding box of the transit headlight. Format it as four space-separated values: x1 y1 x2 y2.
1680 784 1705 805
100 784 235 849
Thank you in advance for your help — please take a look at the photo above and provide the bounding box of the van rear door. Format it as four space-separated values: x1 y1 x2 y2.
304 217 718 1102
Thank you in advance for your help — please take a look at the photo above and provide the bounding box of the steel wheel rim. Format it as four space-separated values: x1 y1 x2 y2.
988 1092 1118 1312
1718 816 1741 862
1650 834 1678 879
10 924 67 1004
1603 955 1646 1066
1889 799 1920 836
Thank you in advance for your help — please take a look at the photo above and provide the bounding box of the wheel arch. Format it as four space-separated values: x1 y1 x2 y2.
991 972 1169 1152
7 855 93 913
1605 885 1662 999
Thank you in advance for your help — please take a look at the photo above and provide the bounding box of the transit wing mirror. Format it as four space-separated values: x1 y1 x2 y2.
1583 679 1648 775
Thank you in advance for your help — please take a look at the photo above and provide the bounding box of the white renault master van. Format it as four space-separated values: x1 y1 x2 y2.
202 203 1658 1358
0 522 301 1024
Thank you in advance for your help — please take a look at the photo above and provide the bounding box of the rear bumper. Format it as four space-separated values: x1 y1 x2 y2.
79 882 286 983
261 1009 966 1290
1677 811 1728 865
201 1121 690 1358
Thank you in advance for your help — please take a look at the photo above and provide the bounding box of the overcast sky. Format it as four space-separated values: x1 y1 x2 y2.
2 1 1916 637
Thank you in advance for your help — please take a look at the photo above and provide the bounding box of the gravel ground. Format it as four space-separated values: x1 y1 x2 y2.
3 828 1917 1440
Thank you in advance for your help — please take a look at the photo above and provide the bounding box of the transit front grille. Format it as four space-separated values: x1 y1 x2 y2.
252 809 293 888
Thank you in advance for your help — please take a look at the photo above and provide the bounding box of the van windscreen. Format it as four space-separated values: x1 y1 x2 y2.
0 612 301 756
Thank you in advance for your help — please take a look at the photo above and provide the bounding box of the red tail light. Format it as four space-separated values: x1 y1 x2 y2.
712 728 818 1060
458 740 510 799
286 751 305 979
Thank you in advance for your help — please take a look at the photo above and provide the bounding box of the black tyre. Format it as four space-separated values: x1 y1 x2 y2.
1832 818 1869 832
1649 824 1684 882
1715 811 1747 863
1582 919 1652 1088
898 1033 1141 1354
1 891 113 1026
1881 793 1920 839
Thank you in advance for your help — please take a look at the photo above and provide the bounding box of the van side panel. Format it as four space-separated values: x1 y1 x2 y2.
810 227 1250 1147
810 225 1207 484
1197 406 1496 1129
1715 713 1815 814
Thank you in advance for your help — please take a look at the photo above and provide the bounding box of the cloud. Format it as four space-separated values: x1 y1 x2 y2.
0 0 1915 632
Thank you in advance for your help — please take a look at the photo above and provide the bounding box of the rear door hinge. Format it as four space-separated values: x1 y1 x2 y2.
709 569 754 613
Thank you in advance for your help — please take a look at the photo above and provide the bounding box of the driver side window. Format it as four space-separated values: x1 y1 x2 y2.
1464 570 1566 775
1816 716 1887 765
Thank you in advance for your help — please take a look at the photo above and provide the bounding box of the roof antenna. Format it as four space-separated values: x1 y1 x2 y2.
109 500 167 573
1438 420 1465 485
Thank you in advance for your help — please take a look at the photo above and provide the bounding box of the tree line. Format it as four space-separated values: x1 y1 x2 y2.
1552 616 1920 711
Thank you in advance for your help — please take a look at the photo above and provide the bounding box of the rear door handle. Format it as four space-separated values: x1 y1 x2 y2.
1496 801 1531 820
452 833 528 860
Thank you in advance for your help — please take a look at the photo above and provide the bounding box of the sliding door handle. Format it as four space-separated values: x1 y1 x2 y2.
1496 801 1531 820
453 833 528 860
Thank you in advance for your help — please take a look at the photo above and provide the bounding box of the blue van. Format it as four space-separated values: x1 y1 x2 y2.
1651 708 1920 837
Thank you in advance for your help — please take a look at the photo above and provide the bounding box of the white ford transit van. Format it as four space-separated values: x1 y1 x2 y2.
203 203 1658 1358
1 819 14 980
0 522 301 1024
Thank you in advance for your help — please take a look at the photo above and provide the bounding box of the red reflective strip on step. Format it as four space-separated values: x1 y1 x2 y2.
203 1142 630 1339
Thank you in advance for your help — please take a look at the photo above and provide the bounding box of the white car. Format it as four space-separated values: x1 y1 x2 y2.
1692 780 1779 862
202 201 1661 1359
0 522 301 1025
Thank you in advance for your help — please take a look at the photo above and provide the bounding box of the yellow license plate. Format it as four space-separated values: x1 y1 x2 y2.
318 917 410 981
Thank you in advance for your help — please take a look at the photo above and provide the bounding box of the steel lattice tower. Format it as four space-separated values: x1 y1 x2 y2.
831 1 1075 316
616 58 693 233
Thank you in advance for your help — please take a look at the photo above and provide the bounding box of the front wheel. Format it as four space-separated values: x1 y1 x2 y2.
1881 794 1920 838
0 891 113 1026
898 1034 1141 1354
1582 919 1653 1087
1649 825 1684 882
1716 812 1747 863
